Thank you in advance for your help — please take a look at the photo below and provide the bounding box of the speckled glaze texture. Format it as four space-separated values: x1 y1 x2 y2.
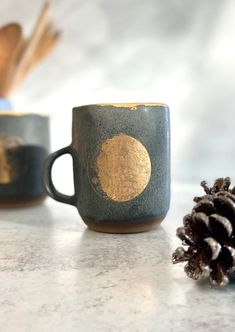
44 104 170 233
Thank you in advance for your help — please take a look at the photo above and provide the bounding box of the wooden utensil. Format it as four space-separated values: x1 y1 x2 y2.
0 23 22 96
23 22 61 76
3 2 51 95
0 2 60 97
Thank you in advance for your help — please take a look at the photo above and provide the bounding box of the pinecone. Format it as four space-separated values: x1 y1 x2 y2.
172 177 235 286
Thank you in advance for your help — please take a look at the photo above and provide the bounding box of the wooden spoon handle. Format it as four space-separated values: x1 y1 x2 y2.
0 23 22 97
4 2 51 95
23 24 61 75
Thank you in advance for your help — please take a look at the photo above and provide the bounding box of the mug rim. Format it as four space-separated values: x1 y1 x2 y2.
0 111 48 117
73 102 169 111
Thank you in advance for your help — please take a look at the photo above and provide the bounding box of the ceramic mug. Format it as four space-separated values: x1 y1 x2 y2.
0 112 50 207
44 103 170 233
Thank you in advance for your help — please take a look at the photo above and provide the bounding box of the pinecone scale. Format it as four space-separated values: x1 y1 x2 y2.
172 177 235 286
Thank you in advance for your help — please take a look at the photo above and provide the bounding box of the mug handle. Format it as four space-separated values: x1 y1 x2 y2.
44 146 76 206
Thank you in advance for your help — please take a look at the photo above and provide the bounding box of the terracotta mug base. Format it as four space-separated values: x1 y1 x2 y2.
0 195 47 208
83 214 166 234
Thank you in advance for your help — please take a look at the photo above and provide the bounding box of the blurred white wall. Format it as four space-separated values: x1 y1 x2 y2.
1 0 235 189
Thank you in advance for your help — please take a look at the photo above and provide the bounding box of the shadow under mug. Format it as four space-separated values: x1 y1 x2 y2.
44 103 170 233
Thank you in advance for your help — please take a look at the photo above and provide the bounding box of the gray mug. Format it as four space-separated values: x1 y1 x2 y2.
44 103 170 233
0 112 50 207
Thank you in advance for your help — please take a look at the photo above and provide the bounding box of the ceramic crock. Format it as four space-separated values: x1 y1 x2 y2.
0 112 50 207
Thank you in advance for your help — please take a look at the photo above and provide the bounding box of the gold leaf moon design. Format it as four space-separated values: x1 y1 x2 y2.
95 134 151 202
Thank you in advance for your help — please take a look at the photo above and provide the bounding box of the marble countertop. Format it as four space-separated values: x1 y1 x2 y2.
0 185 234 332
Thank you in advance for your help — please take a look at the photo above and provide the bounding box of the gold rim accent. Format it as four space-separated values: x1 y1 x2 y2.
74 103 168 111
0 111 48 117
99 103 168 107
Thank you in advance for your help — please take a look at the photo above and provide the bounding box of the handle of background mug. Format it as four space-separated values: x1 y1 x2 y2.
44 146 76 206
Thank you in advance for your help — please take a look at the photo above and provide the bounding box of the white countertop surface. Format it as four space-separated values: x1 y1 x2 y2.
0 185 234 332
